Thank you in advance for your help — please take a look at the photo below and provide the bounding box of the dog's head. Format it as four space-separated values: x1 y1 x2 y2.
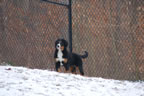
55 39 68 51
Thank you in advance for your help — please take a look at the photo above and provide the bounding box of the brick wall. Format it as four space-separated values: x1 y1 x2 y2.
0 0 4 64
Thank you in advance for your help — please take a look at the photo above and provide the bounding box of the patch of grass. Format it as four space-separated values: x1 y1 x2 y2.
7 61 16 66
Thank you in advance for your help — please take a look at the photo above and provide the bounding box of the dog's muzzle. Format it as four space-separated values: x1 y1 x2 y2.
56 44 61 49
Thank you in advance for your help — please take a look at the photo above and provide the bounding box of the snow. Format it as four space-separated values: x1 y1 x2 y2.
0 65 144 96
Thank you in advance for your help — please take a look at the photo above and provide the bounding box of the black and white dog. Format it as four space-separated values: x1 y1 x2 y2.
54 38 88 75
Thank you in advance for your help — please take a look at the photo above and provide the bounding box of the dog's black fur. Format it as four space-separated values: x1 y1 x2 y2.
54 38 88 75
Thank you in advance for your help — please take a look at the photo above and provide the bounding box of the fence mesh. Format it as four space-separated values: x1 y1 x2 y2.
0 0 144 80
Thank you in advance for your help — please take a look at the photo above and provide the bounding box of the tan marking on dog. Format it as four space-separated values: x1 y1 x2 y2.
58 68 61 72
63 58 68 63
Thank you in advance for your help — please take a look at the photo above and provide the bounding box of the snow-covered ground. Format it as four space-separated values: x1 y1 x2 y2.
0 65 144 96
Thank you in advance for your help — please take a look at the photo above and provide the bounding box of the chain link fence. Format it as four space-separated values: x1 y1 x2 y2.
0 0 144 81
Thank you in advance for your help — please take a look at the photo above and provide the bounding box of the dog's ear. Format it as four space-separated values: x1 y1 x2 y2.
62 39 68 47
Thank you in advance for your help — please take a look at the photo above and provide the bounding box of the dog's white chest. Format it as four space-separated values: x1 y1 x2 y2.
58 50 63 62
57 50 64 66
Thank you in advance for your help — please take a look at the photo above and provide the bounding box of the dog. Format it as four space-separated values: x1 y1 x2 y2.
54 38 88 75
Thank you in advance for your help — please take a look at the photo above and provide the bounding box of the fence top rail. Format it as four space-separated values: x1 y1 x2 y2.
41 0 69 7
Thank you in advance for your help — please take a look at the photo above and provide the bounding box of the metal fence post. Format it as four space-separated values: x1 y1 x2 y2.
68 0 72 53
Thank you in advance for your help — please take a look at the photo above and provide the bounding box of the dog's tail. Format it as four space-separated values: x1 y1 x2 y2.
80 51 88 59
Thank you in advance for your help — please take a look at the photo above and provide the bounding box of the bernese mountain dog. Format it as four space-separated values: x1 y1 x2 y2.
54 38 88 75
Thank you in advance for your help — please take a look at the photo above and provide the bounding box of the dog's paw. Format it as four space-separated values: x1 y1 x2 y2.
55 58 59 62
